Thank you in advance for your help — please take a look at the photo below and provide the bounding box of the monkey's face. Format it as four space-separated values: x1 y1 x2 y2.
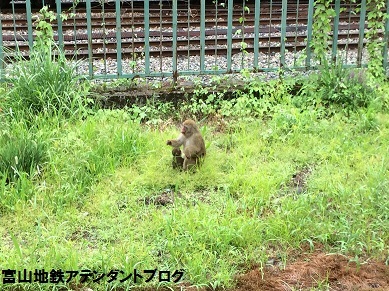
181 125 188 134
181 124 192 136
181 120 196 136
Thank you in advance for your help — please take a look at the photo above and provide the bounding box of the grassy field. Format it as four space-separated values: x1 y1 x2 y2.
0 46 388 290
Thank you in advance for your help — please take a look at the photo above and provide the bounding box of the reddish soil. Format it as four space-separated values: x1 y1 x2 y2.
233 251 389 291
139 249 388 291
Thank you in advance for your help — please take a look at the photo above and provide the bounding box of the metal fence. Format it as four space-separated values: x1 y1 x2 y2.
0 0 388 81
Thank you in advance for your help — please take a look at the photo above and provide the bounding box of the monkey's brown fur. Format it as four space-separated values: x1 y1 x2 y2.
167 119 206 171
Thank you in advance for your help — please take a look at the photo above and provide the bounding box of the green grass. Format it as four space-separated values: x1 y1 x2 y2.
1 50 388 289
0 103 388 290
2 10 388 290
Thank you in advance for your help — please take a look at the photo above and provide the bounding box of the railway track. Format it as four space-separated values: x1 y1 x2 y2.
1 11 362 29
0 1 378 60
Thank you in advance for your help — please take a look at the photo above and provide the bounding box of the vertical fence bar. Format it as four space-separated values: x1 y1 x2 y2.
241 0 246 69
253 0 261 69
357 0 367 67
280 0 287 68
200 0 206 73
26 0 33 50
332 0 341 62
0 11 3 79
130 0 135 74
159 0 163 72
56 0 64 50
382 0 389 68
214 0 218 70
101 1 107 74
72 2 78 73
116 0 122 77
226 0 233 72
86 0 93 78
187 0 190 70
267 0 273 68
172 0 178 81
144 0 150 76
305 0 314 69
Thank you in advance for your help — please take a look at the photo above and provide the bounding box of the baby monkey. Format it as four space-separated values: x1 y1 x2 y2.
172 147 185 169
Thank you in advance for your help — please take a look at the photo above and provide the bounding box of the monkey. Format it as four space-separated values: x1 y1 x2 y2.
167 119 206 171
172 147 185 170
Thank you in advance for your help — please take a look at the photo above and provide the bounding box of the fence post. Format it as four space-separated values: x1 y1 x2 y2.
86 0 93 78
56 0 64 50
332 0 341 62
116 0 122 77
357 0 367 67
226 0 233 73
305 0 314 69
144 0 150 76
200 0 205 73
172 0 178 83
26 0 33 50
280 0 287 69
0 11 3 80
253 0 261 70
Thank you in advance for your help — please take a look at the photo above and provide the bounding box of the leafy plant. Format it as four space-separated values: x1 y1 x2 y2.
366 0 388 81
127 98 176 124
33 5 56 52
311 0 336 64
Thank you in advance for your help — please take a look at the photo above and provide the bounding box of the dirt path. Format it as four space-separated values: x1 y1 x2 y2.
233 251 389 291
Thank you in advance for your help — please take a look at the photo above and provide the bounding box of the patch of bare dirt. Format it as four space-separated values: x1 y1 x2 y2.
140 188 180 206
233 251 389 291
288 165 313 193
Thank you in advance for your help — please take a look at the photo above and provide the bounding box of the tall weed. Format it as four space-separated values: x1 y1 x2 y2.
2 6 91 122
3 47 89 122
0 122 47 183
295 61 375 113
